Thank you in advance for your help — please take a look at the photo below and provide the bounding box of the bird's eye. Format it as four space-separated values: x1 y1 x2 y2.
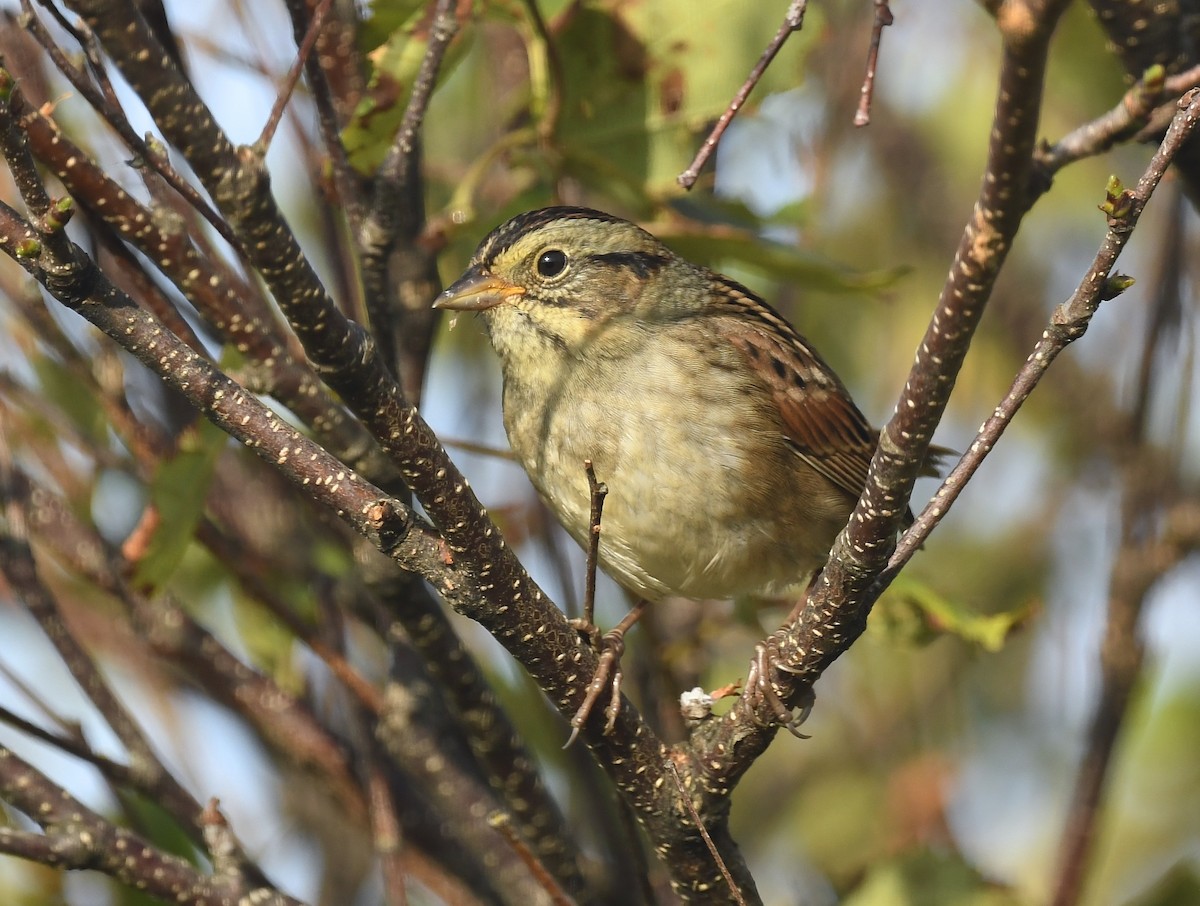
536 249 568 279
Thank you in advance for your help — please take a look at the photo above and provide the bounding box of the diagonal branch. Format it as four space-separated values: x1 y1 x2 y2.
356 0 458 395
887 89 1200 571
0 745 304 905
0 122 744 906
688 0 1074 788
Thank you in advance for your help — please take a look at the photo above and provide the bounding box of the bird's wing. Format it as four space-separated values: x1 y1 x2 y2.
709 276 879 501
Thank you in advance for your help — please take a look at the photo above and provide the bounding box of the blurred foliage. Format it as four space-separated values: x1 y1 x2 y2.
133 420 226 591
876 578 1037 653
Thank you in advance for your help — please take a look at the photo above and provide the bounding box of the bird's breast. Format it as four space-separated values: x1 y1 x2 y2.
497 329 847 600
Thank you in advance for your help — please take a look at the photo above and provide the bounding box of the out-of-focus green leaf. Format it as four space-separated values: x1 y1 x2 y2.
654 225 908 293
232 578 306 693
554 1 820 192
360 0 429 51
876 578 1035 651
1127 862 1200 906
121 793 199 866
845 850 1026 906
344 8 472 173
132 418 226 591
1088 686 1200 901
32 355 106 444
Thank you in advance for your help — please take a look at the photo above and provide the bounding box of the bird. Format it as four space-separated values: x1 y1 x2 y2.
434 206 929 736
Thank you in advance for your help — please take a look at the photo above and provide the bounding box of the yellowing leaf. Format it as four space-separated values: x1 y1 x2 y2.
876 578 1035 652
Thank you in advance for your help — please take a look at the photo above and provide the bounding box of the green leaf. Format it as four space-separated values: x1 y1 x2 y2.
360 0 430 51
132 418 226 592
231 579 306 693
553 0 820 191
875 578 1034 652
32 355 106 444
654 224 908 294
343 8 472 173
121 792 200 865
845 849 1025 906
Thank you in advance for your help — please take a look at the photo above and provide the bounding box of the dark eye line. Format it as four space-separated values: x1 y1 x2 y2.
588 252 671 279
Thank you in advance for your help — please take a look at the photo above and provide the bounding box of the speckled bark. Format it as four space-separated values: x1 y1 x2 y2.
0 746 302 905
688 0 1074 793
53 6 755 899
1088 0 1200 198
0 136 746 906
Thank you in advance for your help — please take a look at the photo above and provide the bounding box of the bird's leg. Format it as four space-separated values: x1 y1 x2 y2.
568 599 649 746
744 573 820 738
745 642 814 738
565 461 644 745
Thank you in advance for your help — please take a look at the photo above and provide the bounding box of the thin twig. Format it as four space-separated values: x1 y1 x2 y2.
21 0 243 251
1050 182 1192 906
281 0 368 233
689 0 1070 795
487 812 576 906
358 0 459 388
677 0 808 188
886 88 1200 576
441 436 518 460
1033 62 1200 189
257 0 334 152
668 763 746 906
364 756 410 906
583 459 608 632
0 746 303 905
0 704 132 781
854 0 893 126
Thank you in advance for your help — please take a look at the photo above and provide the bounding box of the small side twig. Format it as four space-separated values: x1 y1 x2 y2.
21 0 242 251
582 459 608 633
359 0 459 383
854 0 893 126
886 88 1200 576
364 756 409 906
487 812 576 906
281 0 368 232
1033 62 1200 189
668 762 745 906
1050 183 1194 906
257 0 334 152
677 0 808 188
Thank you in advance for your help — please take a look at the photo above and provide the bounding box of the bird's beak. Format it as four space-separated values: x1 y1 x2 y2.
434 267 526 312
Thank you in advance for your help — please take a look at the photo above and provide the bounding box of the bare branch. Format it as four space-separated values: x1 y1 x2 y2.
854 0 894 126
677 0 808 188
0 744 301 904
889 89 1200 572
257 0 334 152
689 0 1075 786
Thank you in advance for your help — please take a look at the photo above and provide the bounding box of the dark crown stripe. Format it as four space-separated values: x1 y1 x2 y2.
480 206 626 266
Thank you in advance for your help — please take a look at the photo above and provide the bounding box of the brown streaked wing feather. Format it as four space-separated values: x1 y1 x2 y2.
709 276 878 501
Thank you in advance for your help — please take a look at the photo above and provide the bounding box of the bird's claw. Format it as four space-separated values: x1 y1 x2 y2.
565 626 628 747
745 642 814 739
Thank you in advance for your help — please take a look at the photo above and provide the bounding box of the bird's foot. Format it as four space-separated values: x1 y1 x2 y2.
744 641 814 739
565 600 648 747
